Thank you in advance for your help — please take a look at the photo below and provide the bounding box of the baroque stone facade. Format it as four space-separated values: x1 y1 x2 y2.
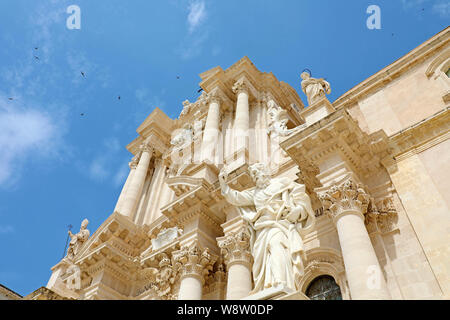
30 27 449 300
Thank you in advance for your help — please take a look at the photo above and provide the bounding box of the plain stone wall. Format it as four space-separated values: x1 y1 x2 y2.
348 50 448 136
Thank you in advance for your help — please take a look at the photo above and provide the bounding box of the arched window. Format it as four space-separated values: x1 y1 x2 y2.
305 275 342 300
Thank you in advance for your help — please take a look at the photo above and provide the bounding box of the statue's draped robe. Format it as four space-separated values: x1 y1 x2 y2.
301 78 331 105
222 177 315 293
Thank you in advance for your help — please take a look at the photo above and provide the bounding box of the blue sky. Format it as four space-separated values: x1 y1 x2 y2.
0 0 448 296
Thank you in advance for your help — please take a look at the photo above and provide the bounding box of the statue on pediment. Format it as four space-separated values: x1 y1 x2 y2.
219 163 315 293
66 219 90 260
301 72 331 105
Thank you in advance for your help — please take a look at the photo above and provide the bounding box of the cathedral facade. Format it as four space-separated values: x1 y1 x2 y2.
32 27 449 300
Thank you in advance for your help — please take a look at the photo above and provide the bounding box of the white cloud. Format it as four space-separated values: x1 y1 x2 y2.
401 0 450 18
187 1 207 33
86 137 130 187
432 2 450 18
0 97 64 187
88 156 110 181
113 162 130 188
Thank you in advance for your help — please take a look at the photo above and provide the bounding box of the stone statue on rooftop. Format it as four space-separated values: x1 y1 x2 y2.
301 72 331 105
66 219 90 260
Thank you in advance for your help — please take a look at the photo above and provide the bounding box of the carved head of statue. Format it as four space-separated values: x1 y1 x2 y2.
300 72 311 81
81 219 89 230
248 163 270 189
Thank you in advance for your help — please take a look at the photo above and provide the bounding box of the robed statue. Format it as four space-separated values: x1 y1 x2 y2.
219 163 315 293
300 71 331 105
66 219 90 260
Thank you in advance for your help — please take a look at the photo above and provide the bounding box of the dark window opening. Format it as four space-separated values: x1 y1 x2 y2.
306 275 342 300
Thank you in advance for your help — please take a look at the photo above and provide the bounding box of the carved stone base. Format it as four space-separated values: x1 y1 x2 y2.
241 284 309 300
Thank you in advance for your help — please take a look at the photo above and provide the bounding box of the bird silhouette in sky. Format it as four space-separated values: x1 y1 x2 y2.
81 71 86 78
118 96 121 100
80 113 85 116
197 88 203 93
8 97 13 101
34 55 40 60
177 76 180 79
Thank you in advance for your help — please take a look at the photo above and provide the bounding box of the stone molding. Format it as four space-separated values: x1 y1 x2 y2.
387 106 450 163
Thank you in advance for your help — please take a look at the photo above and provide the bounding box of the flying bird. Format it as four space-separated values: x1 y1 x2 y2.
80 113 85 116
176 76 180 79
81 71 85 78
118 96 121 100
8 97 13 100
34 47 38 50
34 55 40 60
197 88 203 93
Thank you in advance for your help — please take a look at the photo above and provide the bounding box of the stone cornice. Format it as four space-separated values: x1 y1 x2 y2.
387 106 450 163
0 284 22 300
333 27 450 110
199 56 305 115
24 287 72 300
281 108 392 181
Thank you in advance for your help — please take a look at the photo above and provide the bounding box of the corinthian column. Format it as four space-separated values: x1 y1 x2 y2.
173 244 217 300
202 89 222 163
232 79 250 151
318 176 391 300
120 142 153 220
113 155 139 213
217 227 253 300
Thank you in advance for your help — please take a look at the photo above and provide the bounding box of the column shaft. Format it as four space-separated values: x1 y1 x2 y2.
120 147 152 220
113 165 136 213
202 100 221 162
226 263 252 300
336 211 391 299
178 276 203 300
235 91 249 132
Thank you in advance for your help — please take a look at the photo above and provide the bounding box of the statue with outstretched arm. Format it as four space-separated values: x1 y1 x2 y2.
218 163 315 293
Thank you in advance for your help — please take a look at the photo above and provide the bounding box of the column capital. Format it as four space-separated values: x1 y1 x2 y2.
217 227 253 269
172 243 217 284
317 176 371 223
139 142 153 153
232 79 250 95
207 88 226 105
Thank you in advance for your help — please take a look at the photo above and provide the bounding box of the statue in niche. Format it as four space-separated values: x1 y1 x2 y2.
66 219 90 260
170 123 193 151
180 100 192 117
219 163 315 293
300 71 331 105
267 102 306 138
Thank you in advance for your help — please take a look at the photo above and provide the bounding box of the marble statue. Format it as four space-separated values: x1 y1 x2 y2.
267 102 306 137
300 72 331 105
67 219 90 260
170 123 193 150
180 100 191 117
218 163 315 293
